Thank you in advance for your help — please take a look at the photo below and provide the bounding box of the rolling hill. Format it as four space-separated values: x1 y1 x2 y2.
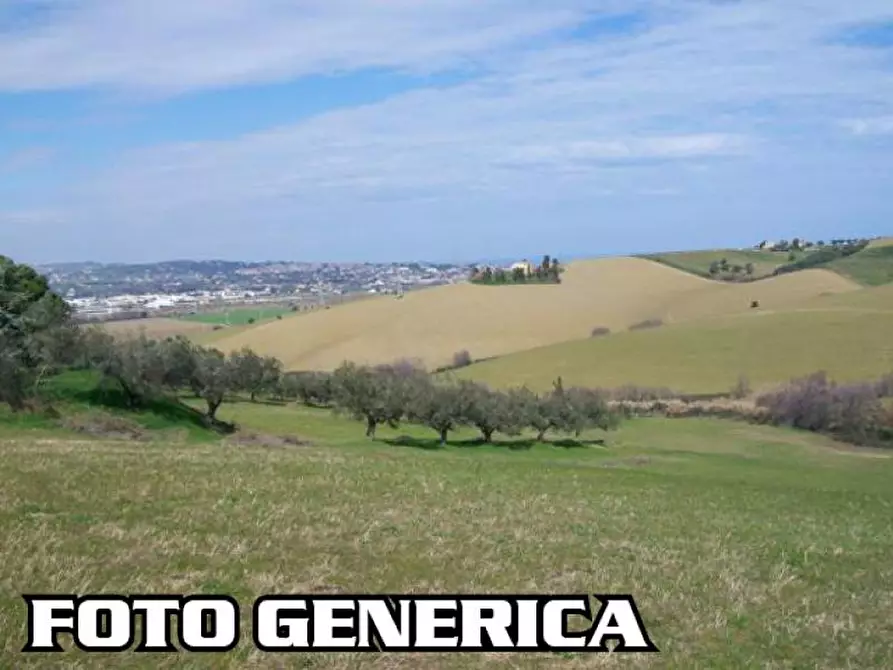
457 284 893 393
207 256 860 372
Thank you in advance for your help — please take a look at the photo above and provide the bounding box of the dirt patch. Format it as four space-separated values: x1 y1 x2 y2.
224 431 312 449
59 413 151 441
600 455 653 469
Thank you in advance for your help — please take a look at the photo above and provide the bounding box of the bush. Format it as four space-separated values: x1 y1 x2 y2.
756 372 883 443
731 375 751 400
609 385 675 402
875 373 893 398
590 327 611 338
451 350 473 369
628 318 664 332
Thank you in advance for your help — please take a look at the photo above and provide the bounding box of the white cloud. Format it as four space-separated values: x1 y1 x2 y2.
3 0 893 261
842 116 893 136
0 0 609 94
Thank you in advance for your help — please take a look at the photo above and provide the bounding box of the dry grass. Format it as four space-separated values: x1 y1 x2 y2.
208 258 858 372
2 404 893 668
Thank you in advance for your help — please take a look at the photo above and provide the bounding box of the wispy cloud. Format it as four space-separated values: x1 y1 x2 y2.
0 146 55 173
2 0 893 262
842 116 893 136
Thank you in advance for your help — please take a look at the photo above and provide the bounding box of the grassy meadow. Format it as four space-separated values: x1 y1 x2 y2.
458 292 893 393
179 305 294 326
642 248 791 279
2 391 893 668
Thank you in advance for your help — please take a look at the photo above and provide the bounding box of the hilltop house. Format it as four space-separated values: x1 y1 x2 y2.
510 259 534 276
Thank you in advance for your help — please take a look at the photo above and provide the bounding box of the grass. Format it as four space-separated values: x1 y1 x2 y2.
2 393 892 668
0 370 221 444
458 304 893 394
826 245 893 286
206 257 857 372
179 306 294 326
642 249 793 279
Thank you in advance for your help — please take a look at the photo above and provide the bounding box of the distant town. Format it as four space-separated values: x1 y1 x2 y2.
38 260 474 322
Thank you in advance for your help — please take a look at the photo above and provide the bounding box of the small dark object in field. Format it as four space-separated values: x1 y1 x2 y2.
751 300 760 309
629 318 664 332
212 325 224 330
591 327 611 338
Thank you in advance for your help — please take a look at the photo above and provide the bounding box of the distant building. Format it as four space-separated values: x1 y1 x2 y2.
510 260 534 276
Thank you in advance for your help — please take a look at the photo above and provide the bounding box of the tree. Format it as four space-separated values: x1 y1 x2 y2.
191 347 235 422
458 381 522 443
229 347 282 401
511 266 526 282
90 334 168 409
708 261 721 276
282 371 334 407
745 262 755 276
408 379 474 445
541 255 552 274
549 258 561 282
719 258 730 273
331 362 423 438
0 256 74 409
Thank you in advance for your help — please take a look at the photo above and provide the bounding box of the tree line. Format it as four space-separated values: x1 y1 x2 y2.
1 255 619 444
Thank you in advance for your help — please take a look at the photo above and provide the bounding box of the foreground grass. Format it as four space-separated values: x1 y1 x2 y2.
2 399 893 668
459 306 893 393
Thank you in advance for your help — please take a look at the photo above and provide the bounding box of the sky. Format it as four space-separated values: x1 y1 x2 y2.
1 0 892 264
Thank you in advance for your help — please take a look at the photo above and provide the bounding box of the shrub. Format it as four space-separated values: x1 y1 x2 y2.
750 300 760 309
451 350 473 369
731 375 751 400
590 327 611 338
875 373 893 399
610 385 675 402
247 317 256 324
628 318 664 332
756 372 883 443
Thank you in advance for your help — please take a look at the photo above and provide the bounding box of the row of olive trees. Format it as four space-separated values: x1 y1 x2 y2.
280 362 620 445
77 330 282 423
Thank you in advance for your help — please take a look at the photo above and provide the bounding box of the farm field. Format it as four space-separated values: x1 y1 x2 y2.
100 317 215 340
207 258 858 372
2 396 892 668
458 286 893 393
179 305 294 325
642 248 792 279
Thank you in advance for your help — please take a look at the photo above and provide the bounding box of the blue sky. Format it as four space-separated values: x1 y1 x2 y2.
1 1 892 264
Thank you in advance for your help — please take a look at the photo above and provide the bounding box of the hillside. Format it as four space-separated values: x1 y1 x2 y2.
207 257 858 371
646 239 893 286
457 284 893 393
643 248 791 279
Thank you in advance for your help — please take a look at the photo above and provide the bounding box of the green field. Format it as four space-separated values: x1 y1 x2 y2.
826 245 893 286
2 389 893 668
645 242 893 287
642 249 793 279
179 306 294 326
458 302 893 393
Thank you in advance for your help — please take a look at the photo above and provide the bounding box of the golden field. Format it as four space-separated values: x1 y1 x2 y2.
208 257 859 372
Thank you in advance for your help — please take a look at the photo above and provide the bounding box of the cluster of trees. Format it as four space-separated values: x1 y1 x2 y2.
471 255 563 285
282 365 619 444
772 240 870 276
708 258 756 279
